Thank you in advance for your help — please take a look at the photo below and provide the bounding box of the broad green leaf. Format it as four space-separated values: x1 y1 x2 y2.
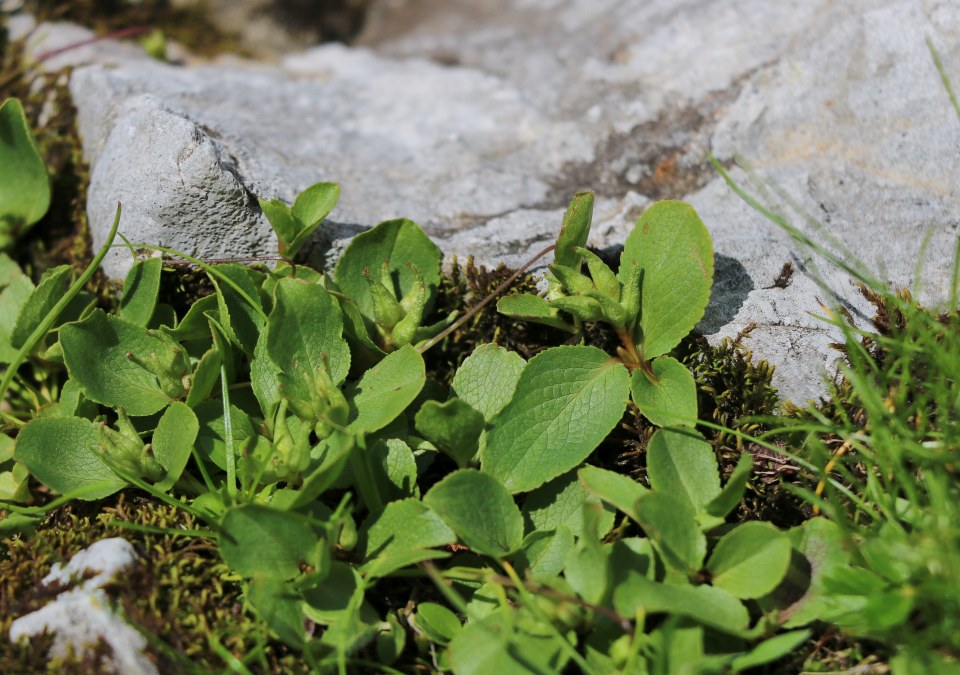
632 491 706 574
0 98 51 247
119 257 162 327
647 428 720 516
14 417 124 499
424 469 523 558
246 577 305 648
415 398 484 467
259 198 297 247
360 499 455 577
370 437 419 501
577 464 648 518
292 431 354 508
10 265 70 347
731 630 811 672
706 452 754 518
515 526 574 580
707 521 791 599
161 294 218 342
448 610 567 675
483 345 629 493
251 326 281 419
347 344 425 434
219 504 316 579
450 343 526 421
522 470 614 539
302 561 365 625
212 263 264 355
619 201 713 358
782 517 852 628
267 277 350 409
289 182 340 254
333 218 442 320
185 344 222 408
415 602 462 645
554 192 594 270
152 402 199 491
613 574 749 635
495 293 575 332
630 356 698 427
0 272 33 363
564 531 610 605
292 182 340 228
60 309 182 416
194 400 256 470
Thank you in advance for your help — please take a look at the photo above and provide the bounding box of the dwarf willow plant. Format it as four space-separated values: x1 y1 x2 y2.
3 174 827 673
0 98 51 250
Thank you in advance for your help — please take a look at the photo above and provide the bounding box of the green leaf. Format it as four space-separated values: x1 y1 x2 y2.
633 491 706 574
549 294 605 323
495 293 575 332
522 470 614 540
415 602 462 645
212 263 264 356
707 521 792 599
302 561 366 625
370 437 419 501
706 452 753 518
333 218 442 321
185 344 222 408
564 530 610 605
483 345 629 493
415 399 484 467
515 526 574 580
14 417 124 499
268 277 349 384
60 309 182 416
246 577 306 648
0 98 51 246
194 400 256 471
448 610 567 675
577 464 648 518
646 428 720 516
782 517 852 628
10 265 70 348
450 343 526 421
424 469 523 558
613 573 749 635
119 257 162 327
288 182 340 254
574 246 619 299
554 191 594 270
0 271 33 363
619 201 713 358
152 402 199 491
631 356 698 427
259 198 297 248
292 430 354 508
219 504 316 579
731 630 811 672
347 344 425 434
360 499 455 577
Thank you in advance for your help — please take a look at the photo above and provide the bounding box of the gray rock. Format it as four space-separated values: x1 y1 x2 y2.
18 0 960 402
9 538 157 675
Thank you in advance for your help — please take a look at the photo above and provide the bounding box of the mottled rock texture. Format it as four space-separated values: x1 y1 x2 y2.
15 0 960 401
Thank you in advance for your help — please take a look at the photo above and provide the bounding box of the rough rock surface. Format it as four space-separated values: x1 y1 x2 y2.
14 1 960 402
8 538 157 675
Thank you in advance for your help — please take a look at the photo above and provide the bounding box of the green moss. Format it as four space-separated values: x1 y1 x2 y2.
0 492 301 672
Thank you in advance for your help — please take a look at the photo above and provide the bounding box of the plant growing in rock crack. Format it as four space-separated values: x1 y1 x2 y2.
497 191 713 430
0 170 860 673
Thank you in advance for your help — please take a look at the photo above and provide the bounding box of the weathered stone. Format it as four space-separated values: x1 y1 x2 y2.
16 0 960 401
9 538 157 675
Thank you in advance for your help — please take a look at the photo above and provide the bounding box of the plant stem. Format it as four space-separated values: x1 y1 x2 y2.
0 203 122 408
